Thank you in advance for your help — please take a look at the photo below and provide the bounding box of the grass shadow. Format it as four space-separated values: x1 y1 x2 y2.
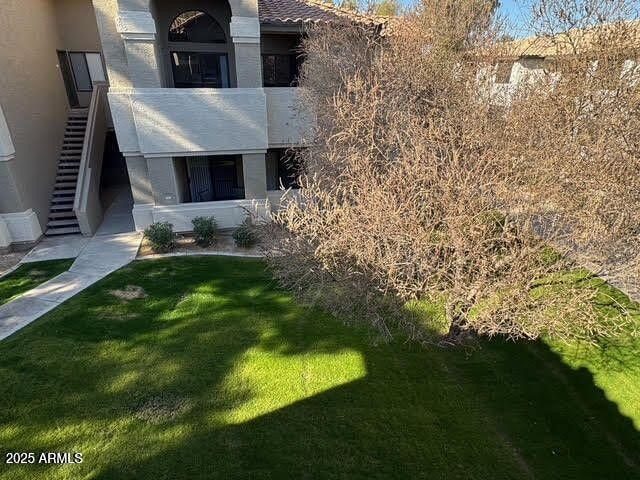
0 256 638 479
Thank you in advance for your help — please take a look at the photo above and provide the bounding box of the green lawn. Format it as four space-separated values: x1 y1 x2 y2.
0 259 73 305
0 256 638 479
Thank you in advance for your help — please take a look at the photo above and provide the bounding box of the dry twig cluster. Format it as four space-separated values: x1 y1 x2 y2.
259 0 640 344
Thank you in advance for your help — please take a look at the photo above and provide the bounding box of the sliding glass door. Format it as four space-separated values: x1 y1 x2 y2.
183 156 244 202
170 52 230 88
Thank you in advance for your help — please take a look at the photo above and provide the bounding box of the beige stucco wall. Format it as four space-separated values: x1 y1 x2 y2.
0 0 68 227
56 0 103 52
0 0 103 236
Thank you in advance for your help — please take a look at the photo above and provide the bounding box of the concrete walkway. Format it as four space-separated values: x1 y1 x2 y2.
21 235 89 263
96 186 135 236
0 232 142 341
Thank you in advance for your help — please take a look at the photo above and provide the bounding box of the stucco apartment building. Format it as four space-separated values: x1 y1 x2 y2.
0 0 381 249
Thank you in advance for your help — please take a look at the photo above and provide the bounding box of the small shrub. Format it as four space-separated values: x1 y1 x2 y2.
144 222 176 253
192 216 217 247
233 218 257 248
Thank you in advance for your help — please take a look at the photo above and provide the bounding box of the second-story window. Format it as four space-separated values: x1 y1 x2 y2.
262 54 301 87
171 52 230 88
168 10 230 88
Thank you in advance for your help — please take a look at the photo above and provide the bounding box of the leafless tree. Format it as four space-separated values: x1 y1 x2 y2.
260 0 640 345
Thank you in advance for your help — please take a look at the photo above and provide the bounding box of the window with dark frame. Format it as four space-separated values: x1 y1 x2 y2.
68 52 92 92
169 11 226 43
262 54 301 87
171 52 230 88
168 10 230 88
182 156 244 203
266 149 301 190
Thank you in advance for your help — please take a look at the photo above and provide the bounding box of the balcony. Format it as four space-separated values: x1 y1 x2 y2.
109 88 268 157
108 87 312 158
264 87 312 147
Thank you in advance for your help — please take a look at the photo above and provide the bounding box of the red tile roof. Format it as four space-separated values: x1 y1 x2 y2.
258 0 385 26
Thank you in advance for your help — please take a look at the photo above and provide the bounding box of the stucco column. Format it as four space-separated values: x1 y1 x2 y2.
147 157 180 205
115 6 162 88
125 155 153 204
230 17 262 88
0 102 21 213
0 217 11 250
242 153 267 199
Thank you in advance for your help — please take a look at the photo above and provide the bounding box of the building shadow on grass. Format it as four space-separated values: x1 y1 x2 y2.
0 257 639 480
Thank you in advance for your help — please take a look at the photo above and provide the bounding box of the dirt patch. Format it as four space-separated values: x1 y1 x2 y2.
109 285 148 301
27 269 47 278
0 253 25 276
102 312 140 322
133 393 191 424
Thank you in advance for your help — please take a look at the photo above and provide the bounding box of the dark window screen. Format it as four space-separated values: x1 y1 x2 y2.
169 11 226 43
69 52 92 91
185 156 244 202
262 54 300 87
171 52 229 88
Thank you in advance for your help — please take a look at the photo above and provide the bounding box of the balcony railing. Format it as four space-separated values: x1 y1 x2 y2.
108 87 311 158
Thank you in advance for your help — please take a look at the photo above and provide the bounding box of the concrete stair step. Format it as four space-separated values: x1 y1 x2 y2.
50 203 74 211
55 181 77 188
49 211 77 219
45 226 81 236
52 188 76 196
47 219 79 228
51 196 74 203
56 174 78 181
45 110 89 236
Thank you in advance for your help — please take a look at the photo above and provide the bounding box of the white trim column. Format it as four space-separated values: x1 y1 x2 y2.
0 210 43 245
242 153 267 199
116 10 162 88
230 16 262 88
0 217 11 249
0 103 15 163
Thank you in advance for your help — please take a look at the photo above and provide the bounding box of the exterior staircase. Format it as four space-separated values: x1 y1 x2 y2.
45 109 88 236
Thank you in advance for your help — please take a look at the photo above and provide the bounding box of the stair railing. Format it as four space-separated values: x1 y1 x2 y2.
73 83 108 235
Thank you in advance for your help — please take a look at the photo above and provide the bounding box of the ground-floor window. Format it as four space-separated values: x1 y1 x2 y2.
177 155 244 202
266 149 301 190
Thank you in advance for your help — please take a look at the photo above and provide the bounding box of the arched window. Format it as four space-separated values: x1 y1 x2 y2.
168 10 230 88
169 11 226 44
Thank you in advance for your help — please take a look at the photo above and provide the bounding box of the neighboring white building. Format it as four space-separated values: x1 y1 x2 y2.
487 23 640 103
0 0 384 250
